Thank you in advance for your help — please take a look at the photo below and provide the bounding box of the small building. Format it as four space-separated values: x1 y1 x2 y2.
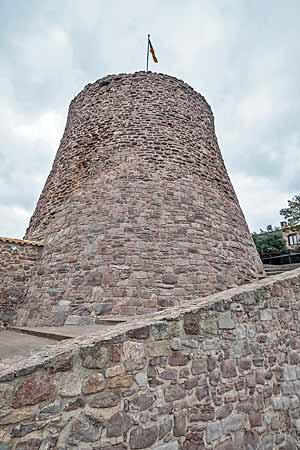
280 221 300 249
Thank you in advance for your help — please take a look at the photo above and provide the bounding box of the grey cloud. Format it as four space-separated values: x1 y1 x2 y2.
0 0 300 237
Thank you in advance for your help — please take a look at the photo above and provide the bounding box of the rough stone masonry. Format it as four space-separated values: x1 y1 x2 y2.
5 71 263 327
1 269 300 449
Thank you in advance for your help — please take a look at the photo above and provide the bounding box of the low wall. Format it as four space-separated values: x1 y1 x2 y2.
0 238 43 325
1 270 300 449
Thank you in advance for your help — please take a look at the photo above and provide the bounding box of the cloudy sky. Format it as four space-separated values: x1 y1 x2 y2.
1 0 299 238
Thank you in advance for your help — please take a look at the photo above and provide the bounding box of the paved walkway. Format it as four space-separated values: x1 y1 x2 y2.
0 323 122 361
0 330 57 360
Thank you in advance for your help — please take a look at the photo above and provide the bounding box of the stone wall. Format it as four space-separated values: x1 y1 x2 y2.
0 238 43 326
1 269 300 449
17 72 264 326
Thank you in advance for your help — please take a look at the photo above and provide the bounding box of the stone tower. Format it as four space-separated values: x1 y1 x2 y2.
17 72 264 326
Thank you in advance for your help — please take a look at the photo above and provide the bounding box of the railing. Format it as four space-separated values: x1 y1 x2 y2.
261 252 300 265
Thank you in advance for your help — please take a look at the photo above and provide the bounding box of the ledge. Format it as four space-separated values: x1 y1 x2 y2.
1 267 300 380
0 236 44 247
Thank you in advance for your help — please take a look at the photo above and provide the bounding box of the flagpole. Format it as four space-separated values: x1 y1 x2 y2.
146 34 150 72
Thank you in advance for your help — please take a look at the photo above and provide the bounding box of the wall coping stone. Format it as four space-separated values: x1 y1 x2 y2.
0 236 44 247
1 267 300 380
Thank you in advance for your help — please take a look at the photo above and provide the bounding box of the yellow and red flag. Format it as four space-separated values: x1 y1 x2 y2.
149 37 158 63
146 34 158 71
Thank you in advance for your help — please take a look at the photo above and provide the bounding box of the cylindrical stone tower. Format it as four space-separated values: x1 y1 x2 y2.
18 72 264 326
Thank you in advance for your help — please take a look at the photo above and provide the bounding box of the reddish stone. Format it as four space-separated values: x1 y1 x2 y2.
249 413 263 428
183 432 204 450
111 344 122 364
12 374 56 408
168 352 189 366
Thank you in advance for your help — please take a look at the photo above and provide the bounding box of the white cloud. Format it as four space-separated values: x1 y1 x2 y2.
0 206 31 238
232 172 293 231
0 0 300 237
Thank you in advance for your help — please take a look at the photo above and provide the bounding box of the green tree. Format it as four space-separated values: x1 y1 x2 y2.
252 228 287 256
280 194 300 226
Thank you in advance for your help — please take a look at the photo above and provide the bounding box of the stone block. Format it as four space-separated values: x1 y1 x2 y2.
283 366 297 381
129 425 158 449
215 439 233 450
164 385 185 402
67 413 100 443
80 344 110 369
174 411 187 436
82 373 105 394
59 372 81 397
219 312 235 330
184 313 200 335
206 421 222 443
154 443 178 450
221 359 237 378
94 303 113 315
89 392 120 408
191 359 207 375
168 352 189 366
130 394 154 411
216 403 233 420
260 309 272 321
12 374 56 408
222 414 243 433
106 413 134 437
261 434 274 450
200 318 218 335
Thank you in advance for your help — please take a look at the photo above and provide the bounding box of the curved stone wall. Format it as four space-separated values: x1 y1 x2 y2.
2 270 300 449
18 72 264 326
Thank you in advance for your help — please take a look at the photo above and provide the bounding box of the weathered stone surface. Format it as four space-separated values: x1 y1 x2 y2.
154 443 179 450
0 445 11 450
94 303 113 315
129 425 158 449
219 312 235 329
108 375 134 389
200 318 218 335
67 413 100 443
244 430 259 450
130 394 154 411
159 417 173 439
174 411 187 436
123 341 145 370
197 385 209 401
222 414 243 433
106 413 134 437
82 373 105 394
89 392 120 408
164 385 185 402
3 250 300 450
216 403 233 420
128 327 150 339
59 372 81 397
221 359 237 378
12 374 56 408
182 432 204 450
215 438 233 450
0 239 42 327
206 421 222 443
168 352 189 367
191 359 207 375
14 72 263 327
184 313 200 335
80 345 110 369
15 439 42 450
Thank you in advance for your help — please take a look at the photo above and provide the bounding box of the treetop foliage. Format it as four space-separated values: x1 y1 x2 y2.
252 228 287 256
280 194 300 226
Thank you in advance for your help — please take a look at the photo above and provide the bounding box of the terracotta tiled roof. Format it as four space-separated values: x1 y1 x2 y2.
0 236 43 247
